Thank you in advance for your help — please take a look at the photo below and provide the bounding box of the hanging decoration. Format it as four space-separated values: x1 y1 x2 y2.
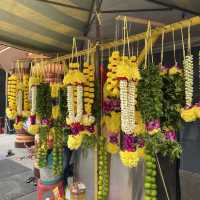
181 24 197 122
6 74 18 120
28 72 40 135
97 136 109 200
115 17 141 168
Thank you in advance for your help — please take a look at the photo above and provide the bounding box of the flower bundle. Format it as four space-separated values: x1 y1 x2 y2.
113 53 141 167
105 51 120 97
103 111 120 154
82 62 95 136
63 63 85 150
22 74 31 118
181 54 197 122
51 83 61 120
6 74 18 120
28 76 40 135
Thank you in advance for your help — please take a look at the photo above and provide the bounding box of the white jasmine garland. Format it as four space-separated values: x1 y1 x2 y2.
128 81 136 132
120 80 129 133
17 90 23 115
67 85 75 122
75 85 83 122
183 55 193 106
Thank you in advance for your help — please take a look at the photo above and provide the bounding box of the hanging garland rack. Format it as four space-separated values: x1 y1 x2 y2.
49 16 200 63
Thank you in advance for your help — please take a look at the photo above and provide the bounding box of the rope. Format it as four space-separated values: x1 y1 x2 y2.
172 28 177 65
155 154 170 200
181 27 185 60
160 31 165 66
187 23 191 55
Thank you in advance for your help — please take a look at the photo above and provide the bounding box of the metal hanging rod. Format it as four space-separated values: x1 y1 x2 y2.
50 16 200 62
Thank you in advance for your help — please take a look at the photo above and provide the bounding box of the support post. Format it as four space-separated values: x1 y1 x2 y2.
95 1 102 200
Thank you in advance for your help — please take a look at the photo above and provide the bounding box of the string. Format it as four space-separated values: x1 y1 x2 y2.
187 23 191 55
172 28 177 65
160 31 165 66
122 17 126 63
136 40 139 58
148 21 154 64
181 27 185 60
125 17 131 58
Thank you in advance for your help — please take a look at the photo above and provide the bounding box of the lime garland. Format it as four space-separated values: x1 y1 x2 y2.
97 136 109 200
36 83 52 119
38 125 48 168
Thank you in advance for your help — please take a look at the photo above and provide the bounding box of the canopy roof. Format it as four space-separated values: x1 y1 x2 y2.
0 0 199 53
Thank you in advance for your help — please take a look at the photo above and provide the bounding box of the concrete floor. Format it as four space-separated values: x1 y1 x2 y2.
0 134 37 200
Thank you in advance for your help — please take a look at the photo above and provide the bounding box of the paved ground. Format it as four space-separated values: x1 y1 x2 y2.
0 134 37 200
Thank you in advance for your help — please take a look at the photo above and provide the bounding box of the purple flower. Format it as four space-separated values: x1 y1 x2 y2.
123 134 135 152
137 138 145 148
195 101 200 107
146 119 160 131
109 134 118 144
165 130 176 141
86 125 95 133
71 123 84 135
30 115 36 124
41 118 49 125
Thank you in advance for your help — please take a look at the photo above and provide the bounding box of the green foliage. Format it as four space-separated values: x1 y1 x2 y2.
144 131 182 160
59 87 68 125
161 74 185 131
36 83 52 119
138 64 163 123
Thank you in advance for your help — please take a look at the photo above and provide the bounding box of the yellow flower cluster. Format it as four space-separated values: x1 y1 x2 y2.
63 71 85 86
106 142 119 154
168 66 182 75
67 134 83 150
103 112 120 133
28 124 39 135
116 55 141 81
120 150 140 168
23 75 30 112
22 110 31 118
105 51 120 97
6 108 17 120
83 62 95 114
52 105 60 120
180 107 197 122
51 83 61 98
82 114 95 126
137 147 145 158
29 76 40 88
7 74 18 119
14 121 23 130
133 111 145 135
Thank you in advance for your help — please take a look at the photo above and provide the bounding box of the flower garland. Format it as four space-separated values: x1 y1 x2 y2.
114 53 141 168
14 81 24 131
105 51 120 97
181 54 197 122
82 62 95 135
6 74 18 120
103 111 120 154
22 74 31 118
63 63 85 150
28 76 40 135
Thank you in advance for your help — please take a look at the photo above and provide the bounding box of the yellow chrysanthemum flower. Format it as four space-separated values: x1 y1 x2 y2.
52 105 60 120
193 106 200 118
168 66 182 75
181 107 196 122
28 124 39 135
120 150 140 168
67 134 83 150
106 142 119 154
14 121 23 131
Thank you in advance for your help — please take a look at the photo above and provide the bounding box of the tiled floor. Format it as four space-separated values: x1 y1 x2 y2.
0 134 37 200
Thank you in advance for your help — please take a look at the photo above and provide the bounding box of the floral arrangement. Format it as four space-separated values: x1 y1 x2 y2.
63 63 85 150
28 76 40 135
114 53 141 168
181 54 198 122
103 111 120 154
22 74 31 118
6 74 18 120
